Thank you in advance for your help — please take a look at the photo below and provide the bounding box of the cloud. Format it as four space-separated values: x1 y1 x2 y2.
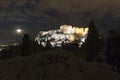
0 0 120 22
36 0 120 19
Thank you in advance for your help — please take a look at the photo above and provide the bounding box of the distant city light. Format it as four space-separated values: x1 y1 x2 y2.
0 49 2 51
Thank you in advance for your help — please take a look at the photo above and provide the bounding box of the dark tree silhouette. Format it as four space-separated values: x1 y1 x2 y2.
85 20 100 61
98 34 105 51
21 33 31 56
105 29 120 72
118 25 120 34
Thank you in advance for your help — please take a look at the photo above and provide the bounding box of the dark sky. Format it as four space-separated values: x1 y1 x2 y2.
0 0 120 43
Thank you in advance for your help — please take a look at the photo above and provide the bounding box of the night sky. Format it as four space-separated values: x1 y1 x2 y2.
0 0 120 43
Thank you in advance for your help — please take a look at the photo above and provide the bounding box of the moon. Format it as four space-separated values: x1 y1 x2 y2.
16 29 22 33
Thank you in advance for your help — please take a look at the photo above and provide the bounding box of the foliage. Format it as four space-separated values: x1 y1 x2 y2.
21 33 32 56
85 20 101 61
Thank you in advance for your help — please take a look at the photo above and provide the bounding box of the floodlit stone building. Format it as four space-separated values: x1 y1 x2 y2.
35 25 89 47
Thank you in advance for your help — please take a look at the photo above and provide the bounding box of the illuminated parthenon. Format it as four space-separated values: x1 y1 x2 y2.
35 25 89 47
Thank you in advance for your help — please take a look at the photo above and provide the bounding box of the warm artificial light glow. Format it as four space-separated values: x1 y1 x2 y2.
73 27 83 35
69 35 75 42
85 28 89 32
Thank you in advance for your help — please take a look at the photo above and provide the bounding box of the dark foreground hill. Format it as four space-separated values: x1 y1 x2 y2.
0 48 120 80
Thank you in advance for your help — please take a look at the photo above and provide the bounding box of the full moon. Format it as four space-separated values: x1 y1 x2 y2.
16 29 22 33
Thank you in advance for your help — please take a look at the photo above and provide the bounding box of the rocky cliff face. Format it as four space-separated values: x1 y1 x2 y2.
0 48 120 80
